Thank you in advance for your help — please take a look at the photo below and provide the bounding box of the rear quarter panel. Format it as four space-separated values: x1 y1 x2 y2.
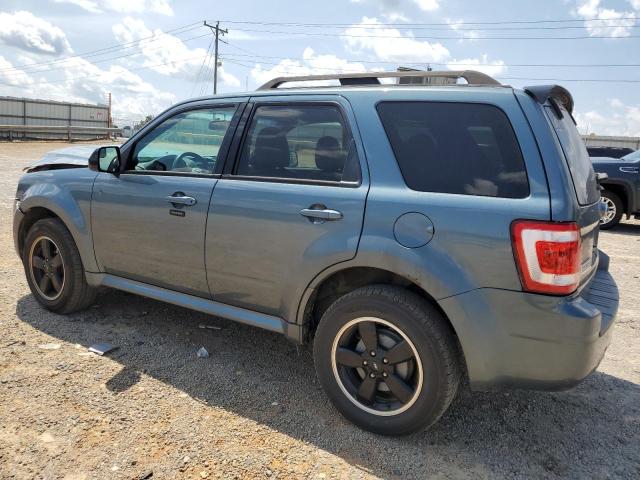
302 88 552 307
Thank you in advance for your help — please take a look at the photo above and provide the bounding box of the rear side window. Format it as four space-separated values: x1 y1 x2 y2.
235 105 359 183
545 105 600 206
376 102 529 198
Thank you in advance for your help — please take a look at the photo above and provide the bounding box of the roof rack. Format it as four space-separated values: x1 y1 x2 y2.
257 70 501 90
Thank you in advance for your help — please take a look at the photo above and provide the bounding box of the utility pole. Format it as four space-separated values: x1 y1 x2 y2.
107 92 112 128
204 21 227 95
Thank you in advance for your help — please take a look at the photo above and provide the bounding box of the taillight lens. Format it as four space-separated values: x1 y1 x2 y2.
511 220 581 295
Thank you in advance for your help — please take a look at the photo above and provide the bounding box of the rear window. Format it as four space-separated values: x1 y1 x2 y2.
376 102 529 198
545 105 600 206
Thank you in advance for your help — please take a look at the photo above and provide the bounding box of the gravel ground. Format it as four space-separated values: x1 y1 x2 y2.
0 141 639 480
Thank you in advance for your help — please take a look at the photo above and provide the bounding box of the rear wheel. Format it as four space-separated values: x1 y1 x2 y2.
22 218 96 313
313 285 461 435
600 190 623 230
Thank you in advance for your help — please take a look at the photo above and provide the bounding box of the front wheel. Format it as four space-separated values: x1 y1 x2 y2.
22 218 96 314
313 285 461 435
600 190 623 230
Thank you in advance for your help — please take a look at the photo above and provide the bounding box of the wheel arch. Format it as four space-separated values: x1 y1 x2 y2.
17 206 59 256
18 192 98 272
601 181 632 216
298 266 462 349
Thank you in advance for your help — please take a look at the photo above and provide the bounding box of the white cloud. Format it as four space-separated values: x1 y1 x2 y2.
55 0 174 16
447 19 480 42
630 0 640 9
250 47 369 87
111 17 239 87
446 54 507 77
0 56 34 87
0 11 71 55
575 100 640 136
344 17 450 63
219 66 241 88
413 0 439 11
610 98 624 108
0 54 175 122
576 0 636 37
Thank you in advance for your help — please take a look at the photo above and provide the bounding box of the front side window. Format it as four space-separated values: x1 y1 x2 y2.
129 106 237 174
235 105 359 182
377 102 529 198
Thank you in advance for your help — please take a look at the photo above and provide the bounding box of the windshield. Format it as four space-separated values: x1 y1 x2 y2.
622 150 640 162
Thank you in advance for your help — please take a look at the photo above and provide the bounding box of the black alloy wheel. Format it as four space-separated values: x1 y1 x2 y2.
29 236 65 300
332 317 423 416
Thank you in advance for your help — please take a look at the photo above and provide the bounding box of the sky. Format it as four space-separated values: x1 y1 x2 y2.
0 0 639 135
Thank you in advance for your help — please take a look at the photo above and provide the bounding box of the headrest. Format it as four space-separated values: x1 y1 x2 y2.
251 127 290 171
315 136 344 172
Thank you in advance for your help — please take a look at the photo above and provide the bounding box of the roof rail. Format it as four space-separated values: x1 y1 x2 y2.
257 70 501 90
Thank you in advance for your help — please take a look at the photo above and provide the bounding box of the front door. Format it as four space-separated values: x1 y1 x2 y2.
205 98 368 318
92 103 241 297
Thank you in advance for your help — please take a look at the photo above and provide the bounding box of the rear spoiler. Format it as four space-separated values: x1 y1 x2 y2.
524 85 574 114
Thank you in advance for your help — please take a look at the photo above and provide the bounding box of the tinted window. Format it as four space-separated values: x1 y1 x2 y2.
130 106 237 174
377 102 529 198
236 105 359 182
587 146 634 158
545 106 600 205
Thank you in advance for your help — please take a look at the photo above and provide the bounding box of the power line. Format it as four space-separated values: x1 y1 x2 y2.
0 22 204 74
0 53 209 88
218 17 640 27
221 58 640 84
227 26 640 40
1 32 213 78
191 38 215 97
215 20 640 32
221 51 640 68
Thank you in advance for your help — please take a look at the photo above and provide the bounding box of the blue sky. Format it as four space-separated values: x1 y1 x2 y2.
0 0 638 135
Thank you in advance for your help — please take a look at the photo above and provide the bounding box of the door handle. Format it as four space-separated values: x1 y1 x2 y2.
300 207 343 222
167 194 197 206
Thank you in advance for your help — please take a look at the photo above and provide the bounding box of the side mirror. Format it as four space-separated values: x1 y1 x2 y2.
89 146 121 173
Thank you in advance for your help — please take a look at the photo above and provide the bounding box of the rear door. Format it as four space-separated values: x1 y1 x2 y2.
204 96 368 319
544 103 602 283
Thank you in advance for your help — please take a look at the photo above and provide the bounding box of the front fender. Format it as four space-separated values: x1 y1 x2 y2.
17 169 98 272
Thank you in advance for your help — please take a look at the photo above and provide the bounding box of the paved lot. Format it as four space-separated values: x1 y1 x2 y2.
0 141 639 479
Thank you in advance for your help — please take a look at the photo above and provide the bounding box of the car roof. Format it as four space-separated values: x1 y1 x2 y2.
175 84 517 109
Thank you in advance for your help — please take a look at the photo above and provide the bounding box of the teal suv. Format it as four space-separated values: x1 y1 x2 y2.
14 71 618 435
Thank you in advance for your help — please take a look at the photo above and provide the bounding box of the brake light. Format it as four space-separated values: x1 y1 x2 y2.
511 220 581 295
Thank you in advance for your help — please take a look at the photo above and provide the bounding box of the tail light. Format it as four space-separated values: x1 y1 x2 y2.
511 220 581 295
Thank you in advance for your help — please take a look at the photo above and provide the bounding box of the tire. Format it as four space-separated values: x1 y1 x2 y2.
313 285 461 435
22 218 96 314
600 190 623 230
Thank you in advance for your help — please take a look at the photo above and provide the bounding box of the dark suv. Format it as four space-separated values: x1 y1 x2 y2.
592 149 640 229
587 146 634 159
13 71 618 435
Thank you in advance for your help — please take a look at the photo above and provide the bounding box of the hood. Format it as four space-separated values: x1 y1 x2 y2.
24 144 103 172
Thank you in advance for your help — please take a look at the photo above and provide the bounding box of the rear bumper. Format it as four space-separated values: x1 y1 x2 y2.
439 251 618 391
